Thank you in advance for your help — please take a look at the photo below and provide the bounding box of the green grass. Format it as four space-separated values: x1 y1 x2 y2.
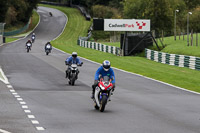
5 11 39 43
40 4 200 93
161 34 200 57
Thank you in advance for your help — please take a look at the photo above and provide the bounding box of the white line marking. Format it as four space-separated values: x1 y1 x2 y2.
0 68 9 84
20 102 26 105
51 7 68 41
7 85 13 89
17 98 23 101
12 93 18 95
36 127 45 130
14 95 20 98
0 129 11 133
28 115 35 119
24 110 31 113
10 89 15 92
31 120 39 124
22 105 28 109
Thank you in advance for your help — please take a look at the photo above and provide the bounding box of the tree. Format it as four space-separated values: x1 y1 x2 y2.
123 0 186 35
0 0 9 22
183 0 200 9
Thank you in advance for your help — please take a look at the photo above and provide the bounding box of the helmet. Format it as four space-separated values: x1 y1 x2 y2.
102 60 110 71
72 52 77 58
33 33 35 35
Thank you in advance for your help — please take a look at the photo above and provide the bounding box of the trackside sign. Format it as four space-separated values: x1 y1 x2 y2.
104 19 150 31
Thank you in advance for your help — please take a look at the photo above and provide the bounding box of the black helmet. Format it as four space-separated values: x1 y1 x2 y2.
72 52 77 58
102 60 110 71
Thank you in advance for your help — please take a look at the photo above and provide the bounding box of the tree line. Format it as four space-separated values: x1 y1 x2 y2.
1 0 200 35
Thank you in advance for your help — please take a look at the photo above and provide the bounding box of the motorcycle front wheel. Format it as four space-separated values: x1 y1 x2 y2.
99 95 107 112
71 73 76 85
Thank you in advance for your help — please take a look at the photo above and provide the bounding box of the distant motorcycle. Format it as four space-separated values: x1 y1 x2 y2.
31 36 35 43
49 12 53 17
93 76 114 112
26 43 32 53
45 45 51 55
66 63 83 85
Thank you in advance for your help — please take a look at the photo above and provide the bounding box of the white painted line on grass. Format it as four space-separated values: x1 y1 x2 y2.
31 120 39 124
36 127 45 131
24 110 31 113
22 105 28 109
0 129 11 133
17 98 23 101
28 115 35 119
20 102 26 105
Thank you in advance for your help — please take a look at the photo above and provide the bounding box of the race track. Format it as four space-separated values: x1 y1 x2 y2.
0 6 200 133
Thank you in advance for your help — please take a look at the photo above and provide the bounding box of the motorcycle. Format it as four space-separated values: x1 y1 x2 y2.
45 45 51 55
26 43 31 53
31 36 35 43
93 76 113 112
66 63 83 85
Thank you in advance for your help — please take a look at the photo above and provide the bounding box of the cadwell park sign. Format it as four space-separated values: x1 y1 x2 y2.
104 19 150 31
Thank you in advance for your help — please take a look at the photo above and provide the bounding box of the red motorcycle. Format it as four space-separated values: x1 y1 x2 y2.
93 76 113 112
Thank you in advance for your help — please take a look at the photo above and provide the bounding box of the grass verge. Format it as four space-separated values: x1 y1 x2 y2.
5 11 39 43
40 4 200 93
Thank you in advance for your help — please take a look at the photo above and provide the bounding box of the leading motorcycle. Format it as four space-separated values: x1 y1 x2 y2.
66 63 83 85
93 76 113 112
45 45 51 55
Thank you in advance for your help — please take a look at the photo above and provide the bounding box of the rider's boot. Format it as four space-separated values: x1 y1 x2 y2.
91 85 95 99
65 71 68 78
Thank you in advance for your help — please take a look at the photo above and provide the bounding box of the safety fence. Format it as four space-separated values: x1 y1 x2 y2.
4 20 30 36
78 39 121 56
145 48 200 70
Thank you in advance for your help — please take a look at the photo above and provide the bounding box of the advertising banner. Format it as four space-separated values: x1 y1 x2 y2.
104 19 150 31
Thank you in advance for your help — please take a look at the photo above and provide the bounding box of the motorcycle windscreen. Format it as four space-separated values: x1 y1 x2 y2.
103 76 110 81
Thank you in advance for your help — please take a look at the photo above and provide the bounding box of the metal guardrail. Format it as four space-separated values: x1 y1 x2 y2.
4 20 30 36
145 48 200 70
78 39 121 56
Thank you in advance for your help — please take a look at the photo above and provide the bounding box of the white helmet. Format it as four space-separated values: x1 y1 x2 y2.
102 60 111 71
72 52 77 58
33 33 35 35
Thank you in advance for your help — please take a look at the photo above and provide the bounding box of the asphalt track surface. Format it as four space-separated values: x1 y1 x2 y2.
0 6 200 133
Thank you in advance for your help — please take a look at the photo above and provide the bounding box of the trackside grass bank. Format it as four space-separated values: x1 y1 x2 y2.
40 4 200 93
5 11 39 43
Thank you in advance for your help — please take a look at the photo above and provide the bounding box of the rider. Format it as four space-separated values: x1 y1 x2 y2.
26 40 32 49
45 41 52 52
65 52 82 78
32 33 36 42
32 33 35 38
91 60 115 99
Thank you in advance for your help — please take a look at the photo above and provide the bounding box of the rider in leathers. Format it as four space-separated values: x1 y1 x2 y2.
65 52 82 79
91 60 115 99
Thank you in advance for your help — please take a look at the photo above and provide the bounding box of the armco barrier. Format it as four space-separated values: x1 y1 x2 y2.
145 48 200 70
78 39 121 56
4 19 30 36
